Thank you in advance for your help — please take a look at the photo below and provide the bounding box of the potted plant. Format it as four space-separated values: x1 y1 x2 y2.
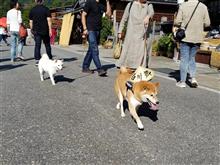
157 33 175 58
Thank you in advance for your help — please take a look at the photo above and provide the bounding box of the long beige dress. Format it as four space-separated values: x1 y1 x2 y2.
116 1 154 69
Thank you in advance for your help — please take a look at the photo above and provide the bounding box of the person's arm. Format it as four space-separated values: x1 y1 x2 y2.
118 3 131 39
174 6 183 27
29 20 33 30
6 12 10 32
29 9 33 33
203 6 210 28
105 0 111 17
144 3 154 26
81 11 88 36
46 8 52 37
18 10 22 25
81 1 90 36
47 17 52 37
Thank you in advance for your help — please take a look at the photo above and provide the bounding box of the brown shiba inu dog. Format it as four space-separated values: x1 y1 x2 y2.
114 67 159 130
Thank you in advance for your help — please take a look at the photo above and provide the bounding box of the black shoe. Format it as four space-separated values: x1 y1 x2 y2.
35 61 39 66
82 68 94 74
98 69 107 76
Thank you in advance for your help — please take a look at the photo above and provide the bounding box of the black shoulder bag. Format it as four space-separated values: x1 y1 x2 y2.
174 2 200 41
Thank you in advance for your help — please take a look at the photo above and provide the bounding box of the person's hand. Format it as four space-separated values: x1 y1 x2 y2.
143 16 149 26
49 29 52 37
118 33 122 39
83 29 88 36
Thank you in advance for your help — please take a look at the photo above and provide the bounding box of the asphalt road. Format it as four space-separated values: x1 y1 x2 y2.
0 44 220 165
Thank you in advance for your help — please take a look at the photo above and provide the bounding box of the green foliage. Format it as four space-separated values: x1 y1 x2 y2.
100 17 113 44
0 0 10 17
0 0 77 27
152 40 159 52
158 33 175 53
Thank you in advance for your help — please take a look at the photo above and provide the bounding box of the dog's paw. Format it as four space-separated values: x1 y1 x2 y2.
121 113 126 118
137 122 144 130
52 83 56 85
116 103 120 110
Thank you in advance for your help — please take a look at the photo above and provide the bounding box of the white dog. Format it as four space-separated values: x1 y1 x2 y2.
38 53 63 85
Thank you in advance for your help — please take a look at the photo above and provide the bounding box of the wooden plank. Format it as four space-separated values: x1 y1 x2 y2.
59 13 75 47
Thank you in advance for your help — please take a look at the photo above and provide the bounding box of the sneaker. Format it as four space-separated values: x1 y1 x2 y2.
190 78 198 88
176 81 186 88
82 68 94 74
35 61 39 66
98 69 107 76
17 55 25 61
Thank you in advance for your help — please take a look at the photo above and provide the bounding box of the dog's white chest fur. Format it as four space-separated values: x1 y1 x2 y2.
129 95 141 107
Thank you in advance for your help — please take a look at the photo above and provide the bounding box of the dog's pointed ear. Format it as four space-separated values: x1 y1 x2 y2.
55 59 57 63
154 82 160 88
126 81 133 90
61 59 64 62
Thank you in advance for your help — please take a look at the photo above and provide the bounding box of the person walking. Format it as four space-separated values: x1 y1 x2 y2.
0 27 10 46
175 0 210 88
116 0 154 69
29 0 53 66
81 0 111 76
6 1 24 62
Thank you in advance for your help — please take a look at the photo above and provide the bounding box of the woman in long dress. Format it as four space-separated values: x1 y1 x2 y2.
116 0 154 69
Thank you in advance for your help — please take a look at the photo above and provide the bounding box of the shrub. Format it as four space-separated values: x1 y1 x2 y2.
158 33 175 56
100 17 113 44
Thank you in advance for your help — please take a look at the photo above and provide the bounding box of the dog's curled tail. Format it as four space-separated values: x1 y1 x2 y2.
41 53 49 60
120 66 128 73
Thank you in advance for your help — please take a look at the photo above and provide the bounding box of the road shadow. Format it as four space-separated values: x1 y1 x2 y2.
102 64 115 71
23 57 35 62
63 57 78 62
0 49 10 52
54 75 75 83
122 101 158 122
0 58 11 62
0 64 27 72
168 70 180 82
138 103 158 122
168 70 193 87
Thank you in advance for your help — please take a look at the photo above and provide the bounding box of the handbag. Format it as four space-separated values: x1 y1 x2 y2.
174 2 200 41
17 11 27 38
130 66 154 83
19 24 27 38
113 40 122 59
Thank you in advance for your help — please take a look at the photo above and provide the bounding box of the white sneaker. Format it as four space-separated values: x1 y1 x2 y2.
176 81 186 88
17 55 25 60
190 78 198 88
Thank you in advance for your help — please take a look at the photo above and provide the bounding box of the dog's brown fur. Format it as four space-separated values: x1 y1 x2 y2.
114 67 159 130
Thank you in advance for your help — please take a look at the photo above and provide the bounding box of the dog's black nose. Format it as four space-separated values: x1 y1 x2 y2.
156 101 159 104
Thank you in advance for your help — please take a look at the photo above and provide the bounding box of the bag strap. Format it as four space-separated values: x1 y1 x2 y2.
127 2 133 21
184 1 200 29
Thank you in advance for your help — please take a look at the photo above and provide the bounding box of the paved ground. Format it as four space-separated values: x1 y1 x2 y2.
0 44 220 165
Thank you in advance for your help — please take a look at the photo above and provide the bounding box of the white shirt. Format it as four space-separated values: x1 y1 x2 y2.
7 9 22 32
0 27 4 35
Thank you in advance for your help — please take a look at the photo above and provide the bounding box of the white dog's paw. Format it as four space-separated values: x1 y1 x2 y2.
121 113 126 118
52 83 56 86
41 79 44 81
116 102 120 110
137 122 144 130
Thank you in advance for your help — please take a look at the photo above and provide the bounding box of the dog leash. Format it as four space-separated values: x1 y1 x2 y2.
140 26 148 67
